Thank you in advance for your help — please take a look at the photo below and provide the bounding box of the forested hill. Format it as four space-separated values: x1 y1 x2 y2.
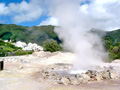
0 24 120 47
0 24 61 45
105 29 120 45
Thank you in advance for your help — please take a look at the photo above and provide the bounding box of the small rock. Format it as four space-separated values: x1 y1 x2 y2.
70 78 80 85
86 70 92 76
41 68 48 73
102 71 110 79
86 70 97 77
56 75 62 80
48 71 58 76
110 73 118 79
81 73 91 83
42 73 48 79
109 71 118 79
19 65 23 69
78 77 83 83
75 74 81 78
61 77 70 85
112 60 120 63
47 76 56 80
42 70 49 79
95 72 103 81
55 76 62 84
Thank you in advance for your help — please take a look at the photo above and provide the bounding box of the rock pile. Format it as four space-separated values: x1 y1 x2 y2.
41 66 119 85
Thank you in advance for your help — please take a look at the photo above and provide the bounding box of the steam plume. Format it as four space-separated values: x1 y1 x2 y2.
47 0 108 70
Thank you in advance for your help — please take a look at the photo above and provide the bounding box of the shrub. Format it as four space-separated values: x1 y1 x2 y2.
112 46 119 54
0 47 8 57
43 39 61 52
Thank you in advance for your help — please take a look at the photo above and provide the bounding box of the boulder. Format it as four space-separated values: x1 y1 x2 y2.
110 72 118 79
70 78 80 85
61 77 70 85
78 77 83 83
108 70 118 79
102 71 110 79
42 73 48 79
42 69 49 79
86 70 97 77
112 60 120 63
75 74 81 78
56 75 62 81
54 75 62 84
19 65 23 69
81 73 91 83
94 72 103 81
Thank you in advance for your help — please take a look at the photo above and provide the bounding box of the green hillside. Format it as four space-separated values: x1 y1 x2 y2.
0 24 61 45
105 29 120 46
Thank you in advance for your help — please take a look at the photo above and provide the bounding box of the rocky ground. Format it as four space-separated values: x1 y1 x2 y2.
1 51 120 90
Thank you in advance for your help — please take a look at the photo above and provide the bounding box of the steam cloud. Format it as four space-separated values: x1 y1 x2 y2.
46 0 110 70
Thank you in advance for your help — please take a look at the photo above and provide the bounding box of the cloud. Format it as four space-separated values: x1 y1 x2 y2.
0 0 120 29
10 1 42 23
39 17 58 26
78 0 120 30
0 3 10 15
38 0 120 30
0 1 43 23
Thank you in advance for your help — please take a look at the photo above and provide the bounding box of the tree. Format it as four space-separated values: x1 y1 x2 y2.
43 39 61 52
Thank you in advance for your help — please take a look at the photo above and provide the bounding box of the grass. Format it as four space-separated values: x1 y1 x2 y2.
15 50 33 56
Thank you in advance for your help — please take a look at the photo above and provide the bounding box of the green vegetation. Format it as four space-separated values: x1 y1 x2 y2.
0 47 8 57
104 29 120 62
0 24 62 55
0 39 22 57
0 39 21 51
0 24 61 45
15 50 33 56
0 39 33 56
43 39 61 52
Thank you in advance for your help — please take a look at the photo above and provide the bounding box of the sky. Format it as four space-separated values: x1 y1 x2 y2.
0 0 120 30
0 0 49 26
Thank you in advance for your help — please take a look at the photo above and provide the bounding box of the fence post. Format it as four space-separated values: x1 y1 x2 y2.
0 61 4 71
